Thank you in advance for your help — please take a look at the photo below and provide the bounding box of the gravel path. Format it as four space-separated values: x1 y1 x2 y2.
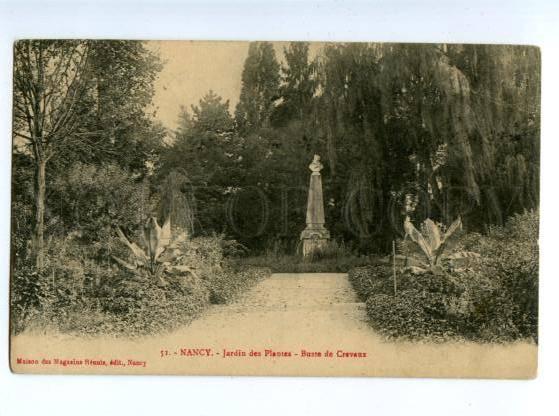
182 273 373 347
11 273 537 378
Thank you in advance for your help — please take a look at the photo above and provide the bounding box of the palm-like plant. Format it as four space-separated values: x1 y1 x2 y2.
403 216 479 273
113 216 195 280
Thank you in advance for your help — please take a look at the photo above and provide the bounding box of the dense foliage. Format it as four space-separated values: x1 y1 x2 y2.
349 210 538 342
11 234 270 336
163 42 539 254
13 40 165 268
10 40 271 337
237 241 375 273
11 41 539 343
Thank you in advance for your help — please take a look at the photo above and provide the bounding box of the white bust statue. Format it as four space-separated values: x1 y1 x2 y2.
309 154 323 173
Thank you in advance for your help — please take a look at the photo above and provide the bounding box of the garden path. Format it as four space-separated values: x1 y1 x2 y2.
11 273 537 377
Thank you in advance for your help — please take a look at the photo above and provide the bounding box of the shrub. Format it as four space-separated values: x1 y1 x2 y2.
220 239 250 258
348 265 392 301
362 269 467 341
366 291 459 341
355 210 539 343
456 269 522 342
239 240 377 273
461 210 539 342
208 266 270 304
188 236 268 305
302 240 351 261
10 264 50 334
11 233 271 337
238 254 376 273
10 233 103 334
93 269 211 336
50 162 154 244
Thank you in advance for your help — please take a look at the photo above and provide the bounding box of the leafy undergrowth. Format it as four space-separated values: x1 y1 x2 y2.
235 239 380 273
236 254 378 273
13 265 270 338
208 265 270 304
349 211 538 344
11 235 271 338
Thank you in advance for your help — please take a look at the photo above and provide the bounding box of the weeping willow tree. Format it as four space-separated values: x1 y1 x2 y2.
158 169 196 237
307 44 389 250
180 42 539 253
309 43 539 250
376 44 483 226
446 45 540 228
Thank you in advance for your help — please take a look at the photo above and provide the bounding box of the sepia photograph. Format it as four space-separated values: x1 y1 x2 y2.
9 40 540 378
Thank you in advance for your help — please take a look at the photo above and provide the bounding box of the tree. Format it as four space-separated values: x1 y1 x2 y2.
51 162 152 246
303 43 540 251
176 105 194 137
235 42 280 132
272 42 317 127
13 40 93 268
445 45 540 227
191 90 234 133
158 169 195 236
313 43 388 249
162 91 241 236
62 40 164 175
13 40 164 268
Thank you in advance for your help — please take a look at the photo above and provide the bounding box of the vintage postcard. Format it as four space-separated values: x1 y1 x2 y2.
9 40 539 377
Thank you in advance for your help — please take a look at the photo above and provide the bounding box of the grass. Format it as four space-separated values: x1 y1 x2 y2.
235 253 380 273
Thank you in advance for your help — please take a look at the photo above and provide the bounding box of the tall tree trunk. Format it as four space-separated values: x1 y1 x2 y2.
33 158 46 269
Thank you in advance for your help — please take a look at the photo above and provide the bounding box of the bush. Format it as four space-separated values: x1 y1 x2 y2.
363 270 467 341
208 266 270 304
238 254 376 273
220 239 250 258
50 162 154 244
366 291 460 341
456 269 523 342
460 210 539 342
302 240 351 261
11 234 104 334
353 210 539 343
11 233 271 337
93 270 211 336
348 265 392 301
236 239 378 273
10 264 51 334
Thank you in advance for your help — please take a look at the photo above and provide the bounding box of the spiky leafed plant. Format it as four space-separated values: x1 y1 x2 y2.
113 216 196 281
403 216 479 273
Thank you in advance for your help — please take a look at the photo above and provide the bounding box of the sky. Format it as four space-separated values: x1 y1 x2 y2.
147 41 323 130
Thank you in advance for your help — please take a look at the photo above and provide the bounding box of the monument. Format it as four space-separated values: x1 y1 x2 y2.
300 155 330 257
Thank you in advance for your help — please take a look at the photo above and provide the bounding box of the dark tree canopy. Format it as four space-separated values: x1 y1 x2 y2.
13 41 540 260
235 42 280 132
12 40 164 265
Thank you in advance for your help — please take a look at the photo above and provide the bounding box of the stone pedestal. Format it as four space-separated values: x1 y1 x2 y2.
300 155 330 258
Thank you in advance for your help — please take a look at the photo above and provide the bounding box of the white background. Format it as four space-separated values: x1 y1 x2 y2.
0 1 558 415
